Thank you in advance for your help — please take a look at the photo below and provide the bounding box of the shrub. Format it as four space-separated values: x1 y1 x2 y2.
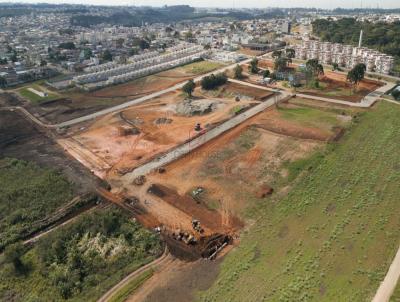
201 72 227 90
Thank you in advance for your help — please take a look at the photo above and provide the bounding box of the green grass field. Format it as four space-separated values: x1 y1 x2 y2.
277 105 348 131
198 101 400 302
180 60 225 75
18 84 59 103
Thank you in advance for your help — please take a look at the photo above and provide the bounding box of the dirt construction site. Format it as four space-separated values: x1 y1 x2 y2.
54 68 360 262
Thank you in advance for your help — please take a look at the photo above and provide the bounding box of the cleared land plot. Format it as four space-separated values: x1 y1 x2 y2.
59 83 270 179
126 98 356 300
0 207 162 302
201 82 273 101
258 60 383 102
198 101 400 302
0 110 100 193
146 98 353 219
297 71 383 102
19 61 225 124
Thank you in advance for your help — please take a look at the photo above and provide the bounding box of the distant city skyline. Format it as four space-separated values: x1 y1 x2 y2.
1 0 400 9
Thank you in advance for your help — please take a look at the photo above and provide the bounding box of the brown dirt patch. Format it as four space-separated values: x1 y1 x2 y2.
149 184 243 235
129 258 222 302
223 82 273 100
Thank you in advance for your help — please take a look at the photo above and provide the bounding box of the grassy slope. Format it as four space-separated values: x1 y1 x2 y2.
198 101 400 302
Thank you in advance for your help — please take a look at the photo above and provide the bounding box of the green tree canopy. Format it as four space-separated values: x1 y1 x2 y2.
182 79 196 97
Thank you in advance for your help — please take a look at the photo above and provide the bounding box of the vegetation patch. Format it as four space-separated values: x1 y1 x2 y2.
0 207 162 302
199 102 400 302
0 158 73 250
108 269 154 302
181 60 225 75
18 85 59 103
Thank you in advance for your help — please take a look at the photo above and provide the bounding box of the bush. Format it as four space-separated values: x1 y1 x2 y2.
201 72 227 90
391 89 400 100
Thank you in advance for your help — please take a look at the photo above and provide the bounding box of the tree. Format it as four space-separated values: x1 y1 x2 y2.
83 48 93 60
0 76 7 88
347 63 366 92
272 50 282 59
285 48 295 59
173 31 180 39
201 73 227 90
263 69 271 78
305 59 324 87
392 89 400 100
332 63 339 71
10 52 18 63
139 39 150 50
182 79 196 97
274 57 290 72
204 44 211 50
128 48 139 56
165 26 173 34
234 64 243 79
40 60 47 67
185 31 194 41
249 58 259 74
58 42 75 50
102 49 113 62
4 242 25 273
0 57 7 65
116 38 125 48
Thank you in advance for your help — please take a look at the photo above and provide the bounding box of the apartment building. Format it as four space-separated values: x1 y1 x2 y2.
294 40 394 74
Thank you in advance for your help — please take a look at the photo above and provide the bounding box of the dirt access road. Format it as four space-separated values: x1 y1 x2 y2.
98 247 171 302
55 58 254 128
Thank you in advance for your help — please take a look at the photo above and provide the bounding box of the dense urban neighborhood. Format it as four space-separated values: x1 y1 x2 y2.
0 2 399 302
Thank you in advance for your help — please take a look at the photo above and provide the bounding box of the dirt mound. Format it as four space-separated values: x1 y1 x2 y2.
162 233 232 261
154 117 173 125
256 184 274 198
117 126 140 136
175 99 223 116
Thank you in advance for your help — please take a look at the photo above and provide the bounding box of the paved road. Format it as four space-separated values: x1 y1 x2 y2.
372 245 400 302
97 247 171 302
123 91 288 180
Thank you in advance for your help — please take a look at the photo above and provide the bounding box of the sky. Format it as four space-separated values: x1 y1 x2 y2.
1 0 399 9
